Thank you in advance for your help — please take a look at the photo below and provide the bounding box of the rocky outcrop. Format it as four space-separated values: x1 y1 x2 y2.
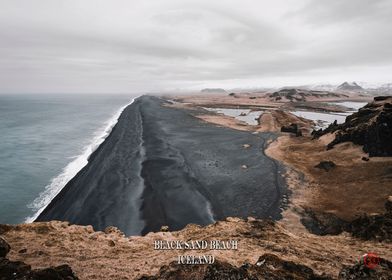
315 96 392 156
281 123 302 136
139 254 332 280
301 197 392 241
337 82 363 91
0 236 78 280
311 120 339 138
338 257 392 279
300 208 348 235
346 196 392 242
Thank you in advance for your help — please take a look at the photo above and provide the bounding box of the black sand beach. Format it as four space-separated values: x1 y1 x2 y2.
37 96 285 235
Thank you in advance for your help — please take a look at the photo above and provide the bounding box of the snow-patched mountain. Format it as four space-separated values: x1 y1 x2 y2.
337 82 363 91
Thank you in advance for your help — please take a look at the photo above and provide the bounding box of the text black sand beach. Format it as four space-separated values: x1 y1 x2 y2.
37 96 285 235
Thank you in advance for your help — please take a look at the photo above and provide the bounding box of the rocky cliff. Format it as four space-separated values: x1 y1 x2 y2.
313 96 392 156
1 217 391 279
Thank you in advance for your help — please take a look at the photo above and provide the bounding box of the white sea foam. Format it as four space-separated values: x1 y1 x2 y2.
25 97 138 223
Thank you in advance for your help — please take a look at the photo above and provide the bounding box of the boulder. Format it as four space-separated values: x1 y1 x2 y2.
104 226 124 237
281 123 302 136
300 208 347 235
160 226 169 232
314 161 336 171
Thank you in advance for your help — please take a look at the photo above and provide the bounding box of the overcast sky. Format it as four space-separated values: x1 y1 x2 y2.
0 0 391 93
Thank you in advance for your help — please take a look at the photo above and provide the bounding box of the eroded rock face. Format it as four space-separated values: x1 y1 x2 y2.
138 254 332 280
0 237 10 258
315 96 392 157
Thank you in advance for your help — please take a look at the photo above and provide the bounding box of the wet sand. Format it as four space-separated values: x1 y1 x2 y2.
37 96 285 235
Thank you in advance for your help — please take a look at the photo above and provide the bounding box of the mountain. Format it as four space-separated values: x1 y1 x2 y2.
200 88 227 93
337 82 363 91
268 88 347 102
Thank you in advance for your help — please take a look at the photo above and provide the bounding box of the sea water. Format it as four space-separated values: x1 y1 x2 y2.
291 101 368 129
203 107 263 125
0 94 135 224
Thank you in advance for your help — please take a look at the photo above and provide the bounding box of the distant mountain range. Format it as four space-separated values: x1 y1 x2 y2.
197 82 392 96
200 88 227 93
268 88 348 102
302 82 392 94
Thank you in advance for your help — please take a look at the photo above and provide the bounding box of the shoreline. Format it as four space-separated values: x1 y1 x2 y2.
26 97 138 223
36 95 286 235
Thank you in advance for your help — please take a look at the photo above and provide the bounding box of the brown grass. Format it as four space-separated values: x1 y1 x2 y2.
267 135 392 221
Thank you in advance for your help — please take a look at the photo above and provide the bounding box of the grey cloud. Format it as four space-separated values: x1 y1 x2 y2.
0 0 391 93
292 0 392 25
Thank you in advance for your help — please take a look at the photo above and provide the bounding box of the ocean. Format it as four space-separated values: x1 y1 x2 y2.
0 94 136 224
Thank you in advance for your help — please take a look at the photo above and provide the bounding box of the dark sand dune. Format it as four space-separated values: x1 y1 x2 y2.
37 96 285 235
